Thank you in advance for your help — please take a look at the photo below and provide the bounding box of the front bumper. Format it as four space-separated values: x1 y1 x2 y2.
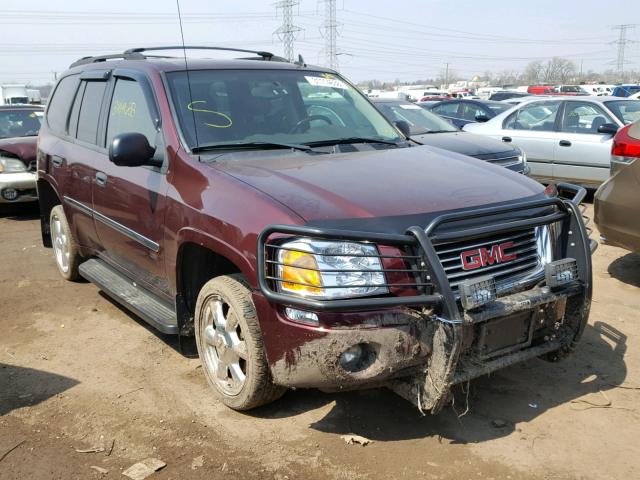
257 183 593 412
0 171 37 203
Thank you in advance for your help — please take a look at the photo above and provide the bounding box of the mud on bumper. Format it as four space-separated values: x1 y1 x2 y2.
257 183 593 412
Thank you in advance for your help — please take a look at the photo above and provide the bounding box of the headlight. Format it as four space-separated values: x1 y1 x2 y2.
276 239 388 299
515 147 527 165
0 156 27 173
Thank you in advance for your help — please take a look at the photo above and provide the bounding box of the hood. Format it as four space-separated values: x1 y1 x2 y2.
211 146 544 223
411 131 516 157
0 136 37 167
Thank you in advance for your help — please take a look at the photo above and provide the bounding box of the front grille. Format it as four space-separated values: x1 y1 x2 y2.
472 151 522 168
434 228 541 295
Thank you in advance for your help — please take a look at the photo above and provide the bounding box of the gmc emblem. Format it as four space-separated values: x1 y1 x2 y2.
460 241 517 271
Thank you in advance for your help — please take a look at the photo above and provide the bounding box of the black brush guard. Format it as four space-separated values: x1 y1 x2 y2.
256 183 593 412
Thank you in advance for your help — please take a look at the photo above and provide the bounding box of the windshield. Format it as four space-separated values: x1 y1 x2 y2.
166 69 402 150
0 109 42 138
375 102 457 134
605 100 640 125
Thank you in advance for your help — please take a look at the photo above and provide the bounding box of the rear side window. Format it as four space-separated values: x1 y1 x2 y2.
106 79 157 147
46 75 79 134
76 81 107 144
432 102 459 117
504 101 561 131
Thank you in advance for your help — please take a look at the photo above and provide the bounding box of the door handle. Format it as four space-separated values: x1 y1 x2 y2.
502 136 512 143
51 155 64 167
559 140 572 147
95 172 108 187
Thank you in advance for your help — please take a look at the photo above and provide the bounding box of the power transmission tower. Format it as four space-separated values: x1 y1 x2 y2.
612 24 636 73
275 0 302 62
322 0 338 69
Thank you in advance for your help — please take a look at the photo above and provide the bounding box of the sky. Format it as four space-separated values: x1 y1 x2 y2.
1 0 638 85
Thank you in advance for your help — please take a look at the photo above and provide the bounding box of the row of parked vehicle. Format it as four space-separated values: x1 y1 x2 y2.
0 47 636 415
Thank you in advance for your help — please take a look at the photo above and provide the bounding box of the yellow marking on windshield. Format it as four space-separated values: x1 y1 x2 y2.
187 101 233 128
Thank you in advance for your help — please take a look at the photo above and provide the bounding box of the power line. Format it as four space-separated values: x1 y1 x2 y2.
274 0 303 62
612 24 636 73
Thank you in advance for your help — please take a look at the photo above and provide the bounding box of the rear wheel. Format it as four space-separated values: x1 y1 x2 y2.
194 274 285 410
49 205 81 281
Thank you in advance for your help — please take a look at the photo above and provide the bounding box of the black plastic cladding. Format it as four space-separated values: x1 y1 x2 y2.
256 183 589 320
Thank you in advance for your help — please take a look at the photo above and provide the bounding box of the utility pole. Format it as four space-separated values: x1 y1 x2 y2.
444 62 449 88
274 0 302 62
612 24 636 74
322 0 338 69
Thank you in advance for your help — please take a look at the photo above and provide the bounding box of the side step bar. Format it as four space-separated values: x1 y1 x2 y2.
79 258 178 335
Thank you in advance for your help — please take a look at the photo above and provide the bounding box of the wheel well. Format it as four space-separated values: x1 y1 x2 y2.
37 180 60 248
177 243 241 325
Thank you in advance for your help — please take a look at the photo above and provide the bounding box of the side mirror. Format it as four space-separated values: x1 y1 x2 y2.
597 123 619 135
109 132 158 167
394 120 412 138
474 114 489 122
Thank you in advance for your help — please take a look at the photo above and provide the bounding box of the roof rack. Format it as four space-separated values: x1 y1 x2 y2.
70 46 286 69
69 52 146 68
125 46 282 60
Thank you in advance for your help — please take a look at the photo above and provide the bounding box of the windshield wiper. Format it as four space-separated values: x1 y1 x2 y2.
303 137 401 147
192 141 317 153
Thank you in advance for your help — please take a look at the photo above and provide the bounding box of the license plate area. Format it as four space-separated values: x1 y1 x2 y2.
475 311 534 360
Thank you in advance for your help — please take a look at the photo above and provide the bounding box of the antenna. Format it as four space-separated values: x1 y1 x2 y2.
176 0 199 149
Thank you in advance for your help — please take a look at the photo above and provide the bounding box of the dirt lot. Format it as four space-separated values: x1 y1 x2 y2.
1 202 639 480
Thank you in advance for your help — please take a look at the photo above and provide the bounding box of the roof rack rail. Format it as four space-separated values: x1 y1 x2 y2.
123 46 280 60
69 52 146 68
69 46 286 70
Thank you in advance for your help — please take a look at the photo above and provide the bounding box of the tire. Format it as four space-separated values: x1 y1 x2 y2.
49 205 81 281
194 274 286 410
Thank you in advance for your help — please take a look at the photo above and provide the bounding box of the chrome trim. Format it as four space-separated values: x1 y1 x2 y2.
63 195 160 252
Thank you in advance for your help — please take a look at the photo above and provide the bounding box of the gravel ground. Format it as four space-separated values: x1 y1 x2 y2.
1 202 639 480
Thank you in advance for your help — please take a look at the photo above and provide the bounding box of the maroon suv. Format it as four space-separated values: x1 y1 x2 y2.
37 47 595 412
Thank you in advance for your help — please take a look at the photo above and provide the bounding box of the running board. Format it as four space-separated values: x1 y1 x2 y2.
79 258 178 335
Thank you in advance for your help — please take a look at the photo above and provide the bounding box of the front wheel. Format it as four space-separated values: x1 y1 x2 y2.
49 205 81 281
194 274 285 410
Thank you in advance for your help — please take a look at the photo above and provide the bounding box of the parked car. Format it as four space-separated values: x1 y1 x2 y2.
38 46 594 414
464 97 640 188
612 85 640 98
372 99 528 174
528 86 556 95
0 105 43 204
428 99 511 128
595 120 640 252
489 91 532 102
556 85 590 95
419 95 451 102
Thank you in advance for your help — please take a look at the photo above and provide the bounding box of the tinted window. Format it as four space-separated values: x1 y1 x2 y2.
76 81 106 144
46 75 79 134
106 79 157 147
461 103 488 121
0 109 42 139
560 102 614 134
504 101 561 131
432 102 459 117
67 83 86 138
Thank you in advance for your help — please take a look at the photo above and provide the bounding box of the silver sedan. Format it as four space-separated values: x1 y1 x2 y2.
464 96 640 187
